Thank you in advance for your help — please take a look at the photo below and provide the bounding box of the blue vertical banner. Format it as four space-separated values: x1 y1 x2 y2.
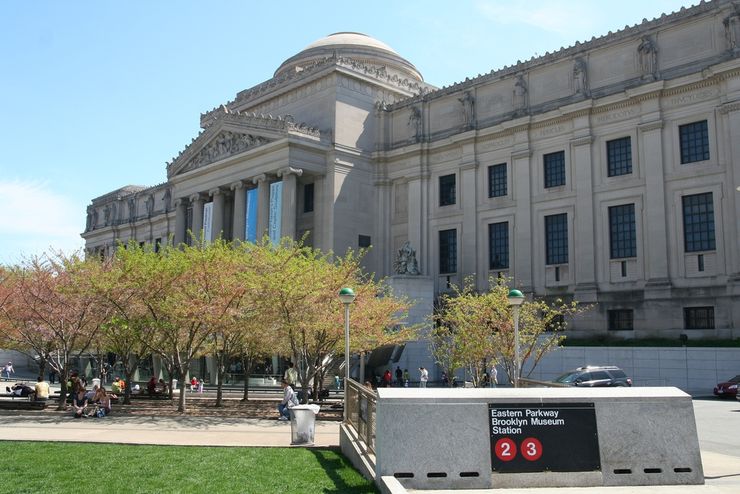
268 181 283 245
203 202 213 242
245 188 258 242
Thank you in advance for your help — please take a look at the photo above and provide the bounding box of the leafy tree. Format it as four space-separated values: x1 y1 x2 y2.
433 277 589 386
0 254 108 409
252 239 413 401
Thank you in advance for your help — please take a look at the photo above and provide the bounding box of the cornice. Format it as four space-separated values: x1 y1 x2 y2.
389 0 727 110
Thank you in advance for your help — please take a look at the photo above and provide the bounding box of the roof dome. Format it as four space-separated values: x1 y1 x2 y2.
274 32 423 81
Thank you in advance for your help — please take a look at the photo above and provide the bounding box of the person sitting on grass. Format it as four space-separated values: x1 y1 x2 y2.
147 376 157 395
277 378 299 421
156 379 168 395
111 377 122 394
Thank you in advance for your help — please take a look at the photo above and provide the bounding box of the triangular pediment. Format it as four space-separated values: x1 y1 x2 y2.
178 130 270 175
167 110 319 178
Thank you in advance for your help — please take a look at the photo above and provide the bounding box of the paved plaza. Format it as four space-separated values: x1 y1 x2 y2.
0 397 738 493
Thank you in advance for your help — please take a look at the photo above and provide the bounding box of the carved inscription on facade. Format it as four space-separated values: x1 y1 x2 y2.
595 106 638 124
666 87 718 107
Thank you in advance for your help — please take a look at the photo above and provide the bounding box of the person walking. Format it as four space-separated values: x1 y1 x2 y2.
403 369 410 387
419 367 429 388
3 362 14 381
382 369 392 388
394 366 403 386
490 365 498 388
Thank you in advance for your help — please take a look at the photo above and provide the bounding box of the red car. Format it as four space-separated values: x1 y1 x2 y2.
713 375 740 397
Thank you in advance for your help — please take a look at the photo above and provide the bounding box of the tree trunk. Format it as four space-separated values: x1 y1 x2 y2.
37 358 47 382
123 368 134 405
240 355 252 401
215 352 226 407
56 368 69 412
177 368 188 413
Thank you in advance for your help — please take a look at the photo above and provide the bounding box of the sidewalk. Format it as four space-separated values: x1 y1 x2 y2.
0 411 339 447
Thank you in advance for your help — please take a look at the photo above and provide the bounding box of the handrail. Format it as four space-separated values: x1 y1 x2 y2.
345 378 377 455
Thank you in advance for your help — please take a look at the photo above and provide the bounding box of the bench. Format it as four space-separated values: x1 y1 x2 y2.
0 399 48 410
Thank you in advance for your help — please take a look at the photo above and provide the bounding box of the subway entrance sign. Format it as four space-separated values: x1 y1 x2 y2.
489 403 600 473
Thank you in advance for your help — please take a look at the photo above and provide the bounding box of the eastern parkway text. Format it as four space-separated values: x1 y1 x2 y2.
490 408 565 434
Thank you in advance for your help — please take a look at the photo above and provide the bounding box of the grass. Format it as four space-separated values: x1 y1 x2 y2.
0 441 378 494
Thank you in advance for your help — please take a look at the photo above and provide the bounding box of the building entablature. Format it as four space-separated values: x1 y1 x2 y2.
378 0 739 151
200 55 436 128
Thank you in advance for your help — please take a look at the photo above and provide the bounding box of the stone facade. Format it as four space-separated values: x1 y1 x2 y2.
83 2 740 338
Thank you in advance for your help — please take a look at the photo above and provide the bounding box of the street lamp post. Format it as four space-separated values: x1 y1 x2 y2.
338 287 356 422
507 289 525 388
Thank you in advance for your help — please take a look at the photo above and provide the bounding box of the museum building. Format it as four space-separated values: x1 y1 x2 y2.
83 0 740 339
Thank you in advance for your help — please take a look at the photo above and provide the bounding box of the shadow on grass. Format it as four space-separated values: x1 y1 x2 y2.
310 448 379 494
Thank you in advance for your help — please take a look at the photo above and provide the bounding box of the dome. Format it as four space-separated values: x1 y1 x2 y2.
274 32 423 81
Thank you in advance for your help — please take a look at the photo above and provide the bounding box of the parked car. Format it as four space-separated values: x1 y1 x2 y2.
713 375 740 398
553 366 632 387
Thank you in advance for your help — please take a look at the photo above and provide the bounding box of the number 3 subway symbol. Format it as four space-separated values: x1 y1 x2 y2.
494 438 517 462
520 437 543 461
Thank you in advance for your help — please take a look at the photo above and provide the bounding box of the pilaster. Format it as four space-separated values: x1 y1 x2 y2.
460 159 478 280
174 198 187 245
512 149 533 291
571 135 598 300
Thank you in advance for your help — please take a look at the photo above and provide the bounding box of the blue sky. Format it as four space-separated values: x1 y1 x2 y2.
0 0 693 265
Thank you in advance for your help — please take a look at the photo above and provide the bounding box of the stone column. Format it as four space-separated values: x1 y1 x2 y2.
174 198 187 245
231 181 246 242
209 187 225 241
512 149 533 291
278 166 303 240
571 136 597 298
639 120 670 287
190 193 204 242
253 174 270 241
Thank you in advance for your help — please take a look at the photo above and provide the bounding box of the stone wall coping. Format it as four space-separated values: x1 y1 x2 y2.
376 386 689 401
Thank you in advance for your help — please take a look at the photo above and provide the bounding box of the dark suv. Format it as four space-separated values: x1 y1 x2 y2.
553 366 632 387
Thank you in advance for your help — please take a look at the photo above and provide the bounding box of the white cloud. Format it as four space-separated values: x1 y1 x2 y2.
475 0 605 36
0 180 84 264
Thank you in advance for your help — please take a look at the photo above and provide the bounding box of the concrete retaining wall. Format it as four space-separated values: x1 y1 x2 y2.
373 387 703 490
525 346 740 394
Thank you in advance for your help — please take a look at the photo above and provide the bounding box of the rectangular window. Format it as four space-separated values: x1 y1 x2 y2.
609 204 636 259
544 151 565 188
488 163 507 198
439 229 457 274
358 235 371 248
682 192 715 252
545 213 568 265
606 137 632 177
684 306 715 329
608 310 634 331
439 174 456 206
679 120 709 164
303 183 314 213
488 221 509 269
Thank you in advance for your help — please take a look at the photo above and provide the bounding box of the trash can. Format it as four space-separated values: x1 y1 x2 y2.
289 404 321 445
92 378 101 389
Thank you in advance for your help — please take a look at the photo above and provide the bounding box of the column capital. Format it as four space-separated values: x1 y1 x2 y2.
277 166 304 178
189 193 204 203
209 187 223 197
230 180 245 191
252 174 268 185
174 198 186 208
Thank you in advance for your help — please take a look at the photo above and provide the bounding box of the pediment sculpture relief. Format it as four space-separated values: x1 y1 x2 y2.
182 131 269 173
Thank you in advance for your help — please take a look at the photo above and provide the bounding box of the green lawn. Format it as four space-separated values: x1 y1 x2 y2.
0 442 378 494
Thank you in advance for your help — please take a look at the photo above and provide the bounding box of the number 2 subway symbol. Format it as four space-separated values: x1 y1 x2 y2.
494 438 517 461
